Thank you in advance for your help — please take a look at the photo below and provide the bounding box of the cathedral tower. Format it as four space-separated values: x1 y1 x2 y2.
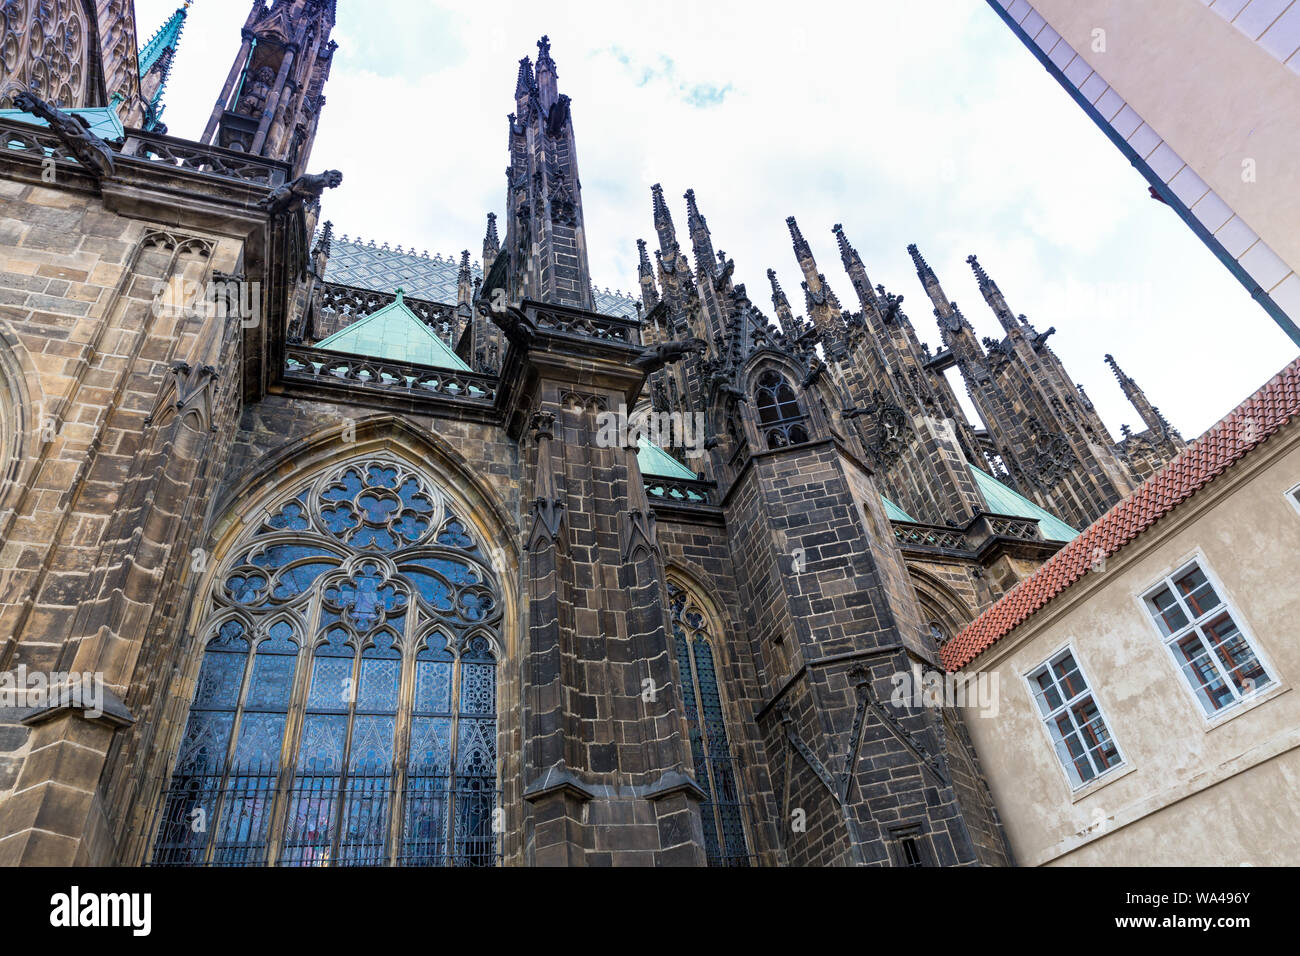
201 0 337 175
499 37 595 311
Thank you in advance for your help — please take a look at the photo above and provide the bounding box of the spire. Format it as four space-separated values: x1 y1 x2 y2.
482 212 499 270
830 222 885 324
138 1 192 132
1105 354 1178 439
767 268 799 339
515 56 536 98
787 215 847 356
966 253 993 291
684 189 716 277
907 243 937 287
652 183 675 238
637 238 660 309
457 250 474 318
966 253 1023 337
536 35 556 71
832 222 857 267
535 36 558 109
787 216 812 261
312 219 333 258
500 38 593 310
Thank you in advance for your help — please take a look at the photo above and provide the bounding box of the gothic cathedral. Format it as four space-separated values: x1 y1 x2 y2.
0 1 1183 866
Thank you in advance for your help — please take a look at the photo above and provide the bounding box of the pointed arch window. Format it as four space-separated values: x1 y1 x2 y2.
667 577 750 866
152 458 501 867
754 369 809 448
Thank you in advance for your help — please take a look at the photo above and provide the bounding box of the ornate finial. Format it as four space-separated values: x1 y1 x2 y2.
831 222 854 262
313 219 333 259
515 56 535 95
786 216 811 259
966 253 992 290
485 211 498 243
537 35 553 63
684 188 706 230
1104 353 1127 383
907 242 932 275
767 268 788 302
651 182 672 226
637 238 653 274
395 286 405 302
459 250 471 281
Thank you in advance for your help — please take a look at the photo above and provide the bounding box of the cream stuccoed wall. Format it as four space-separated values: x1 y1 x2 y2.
959 419 1300 865
993 0 1300 329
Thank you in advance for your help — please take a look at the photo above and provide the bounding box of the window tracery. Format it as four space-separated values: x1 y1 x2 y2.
152 456 501 867
666 576 750 866
753 369 810 448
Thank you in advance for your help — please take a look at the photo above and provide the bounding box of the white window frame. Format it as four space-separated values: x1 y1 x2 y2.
1139 556 1273 720
1286 483 1300 518
1023 646 1125 792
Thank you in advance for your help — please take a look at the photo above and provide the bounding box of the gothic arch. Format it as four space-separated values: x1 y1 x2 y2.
663 565 753 866
208 415 520 619
906 566 975 651
151 417 518 867
0 324 45 536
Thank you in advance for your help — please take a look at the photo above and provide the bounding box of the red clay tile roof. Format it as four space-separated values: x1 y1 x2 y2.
941 356 1300 672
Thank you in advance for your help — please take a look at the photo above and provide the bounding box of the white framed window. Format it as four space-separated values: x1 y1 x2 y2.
1026 648 1123 789
1142 559 1272 717
1287 483 1300 517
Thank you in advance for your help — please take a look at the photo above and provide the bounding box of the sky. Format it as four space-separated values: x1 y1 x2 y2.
135 0 1299 439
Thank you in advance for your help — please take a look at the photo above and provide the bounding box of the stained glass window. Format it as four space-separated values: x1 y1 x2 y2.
152 457 501 867
753 370 810 449
666 577 750 867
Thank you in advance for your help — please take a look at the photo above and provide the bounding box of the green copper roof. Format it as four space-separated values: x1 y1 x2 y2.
316 290 470 371
637 438 699 480
0 106 124 143
881 495 917 523
969 464 1079 542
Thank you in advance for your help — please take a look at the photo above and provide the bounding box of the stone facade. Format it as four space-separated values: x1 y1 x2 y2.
0 4 1188 867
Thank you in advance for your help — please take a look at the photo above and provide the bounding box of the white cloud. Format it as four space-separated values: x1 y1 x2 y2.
135 0 1297 438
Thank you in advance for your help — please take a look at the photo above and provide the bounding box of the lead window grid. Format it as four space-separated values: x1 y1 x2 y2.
1141 560 1272 717
1027 650 1123 789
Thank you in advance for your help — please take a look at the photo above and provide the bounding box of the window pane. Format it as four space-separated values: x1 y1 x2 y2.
1051 653 1087 700
155 459 503 869
1175 566 1221 618
1173 634 1234 714
1202 612 1271 697
1146 586 1189 636
1031 669 1062 715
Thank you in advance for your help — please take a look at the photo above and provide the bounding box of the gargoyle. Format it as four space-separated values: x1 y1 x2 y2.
256 168 343 214
257 169 342 280
632 337 706 374
13 90 115 180
546 94 572 137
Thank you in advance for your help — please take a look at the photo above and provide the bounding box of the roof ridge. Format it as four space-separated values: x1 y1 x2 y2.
941 355 1300 672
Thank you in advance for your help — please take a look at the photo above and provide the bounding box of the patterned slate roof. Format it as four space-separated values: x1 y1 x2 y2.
324 236 475 304
941 356 1300 672
321 233 641 318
